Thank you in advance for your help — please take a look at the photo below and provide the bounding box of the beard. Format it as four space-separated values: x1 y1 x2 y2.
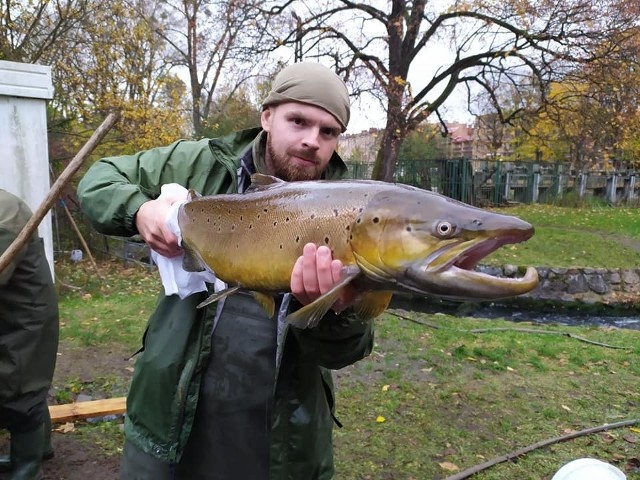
266 135 324 182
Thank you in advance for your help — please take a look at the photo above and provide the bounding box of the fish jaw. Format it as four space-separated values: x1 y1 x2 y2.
403 230 539 300
405 263 539 300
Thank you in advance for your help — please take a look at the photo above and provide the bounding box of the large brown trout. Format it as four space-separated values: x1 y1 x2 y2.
178 174 539 328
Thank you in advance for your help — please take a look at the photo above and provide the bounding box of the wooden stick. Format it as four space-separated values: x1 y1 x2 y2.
49 397 126 423
60 199 103 280
0 112 119 275
443 418 640 480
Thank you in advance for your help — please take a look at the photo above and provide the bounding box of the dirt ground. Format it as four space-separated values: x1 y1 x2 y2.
0 342 134 480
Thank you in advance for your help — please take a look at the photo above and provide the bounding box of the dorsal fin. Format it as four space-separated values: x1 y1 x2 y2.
251 174 284 186
187 189 201 201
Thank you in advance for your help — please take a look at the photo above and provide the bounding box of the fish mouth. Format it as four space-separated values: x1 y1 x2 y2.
404 230 539 301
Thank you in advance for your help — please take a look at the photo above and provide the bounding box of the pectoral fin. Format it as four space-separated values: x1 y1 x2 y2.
286 271 359 329
197 286 241 308
182 243 206 272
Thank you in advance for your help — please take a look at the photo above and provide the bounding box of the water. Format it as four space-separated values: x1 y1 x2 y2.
390 296 640 331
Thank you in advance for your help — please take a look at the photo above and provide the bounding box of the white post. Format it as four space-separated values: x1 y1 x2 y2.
0 60 55 275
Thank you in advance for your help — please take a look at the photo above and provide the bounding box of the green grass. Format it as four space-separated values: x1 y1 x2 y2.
485 204 640 268
56 260 160 349
333 312 640 480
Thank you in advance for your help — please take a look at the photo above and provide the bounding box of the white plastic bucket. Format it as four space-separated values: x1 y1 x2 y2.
552 458 626 480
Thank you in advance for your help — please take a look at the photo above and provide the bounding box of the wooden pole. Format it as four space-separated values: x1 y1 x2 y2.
60 199 103 280
0 112 119 275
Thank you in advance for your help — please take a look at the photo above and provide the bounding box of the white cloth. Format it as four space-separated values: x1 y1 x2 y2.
150 184 221 299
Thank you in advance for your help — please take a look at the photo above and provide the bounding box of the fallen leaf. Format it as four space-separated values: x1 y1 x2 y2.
600 432 616 444
561 404 572 412
439 462 459 472
376 416 386 423
55 422 75 433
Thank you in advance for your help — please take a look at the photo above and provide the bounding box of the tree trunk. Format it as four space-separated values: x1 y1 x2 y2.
372 90 405 181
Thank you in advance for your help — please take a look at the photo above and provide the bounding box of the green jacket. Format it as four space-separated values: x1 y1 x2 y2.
77 128 374 478
0 190 59 407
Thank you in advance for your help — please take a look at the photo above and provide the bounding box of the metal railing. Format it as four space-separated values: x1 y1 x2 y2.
346 158 640 206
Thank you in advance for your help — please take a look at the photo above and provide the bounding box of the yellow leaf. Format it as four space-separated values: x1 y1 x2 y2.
630 427 640 433
561 404 572 412
55 422 75 433
439 461 459 472
376 416 386 423
382 385 390 391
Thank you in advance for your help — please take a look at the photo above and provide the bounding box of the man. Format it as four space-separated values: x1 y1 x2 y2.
0 189 59 480
77 62 374 479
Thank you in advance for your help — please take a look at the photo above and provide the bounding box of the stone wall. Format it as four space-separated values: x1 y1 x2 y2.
477 265 640 306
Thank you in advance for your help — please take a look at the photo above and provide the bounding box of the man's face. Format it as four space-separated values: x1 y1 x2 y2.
261 102 342 181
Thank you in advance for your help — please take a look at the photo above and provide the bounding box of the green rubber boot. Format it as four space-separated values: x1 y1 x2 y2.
42 409 54 461
0 453 10 472
0 411 53 473
7 424 44 480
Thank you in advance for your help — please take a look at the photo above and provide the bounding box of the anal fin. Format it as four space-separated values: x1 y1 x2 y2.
252 292 276 318
354 292 393 320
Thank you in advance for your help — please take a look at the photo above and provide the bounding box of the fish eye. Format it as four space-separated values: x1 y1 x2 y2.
436 221 454 236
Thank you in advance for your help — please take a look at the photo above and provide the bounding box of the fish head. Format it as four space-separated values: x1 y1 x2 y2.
350 185 539 300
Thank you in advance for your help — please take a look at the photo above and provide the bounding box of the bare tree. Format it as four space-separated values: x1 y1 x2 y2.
264 0 639 180
152 0 287 136
0 0 90 63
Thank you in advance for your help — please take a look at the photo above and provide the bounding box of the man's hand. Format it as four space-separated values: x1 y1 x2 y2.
291 243 359 313
135 197 183 257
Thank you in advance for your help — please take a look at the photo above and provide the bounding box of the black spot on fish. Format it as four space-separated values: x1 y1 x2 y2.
285 217 290 222
356 218 361 224
324 236 330 244
249 224 253 229
406 226 412 232
310 214 315 219
295 236 300 243
263 208 268 213
373 217 380 223
345 225 350 231
279 244 283 249
273 221 278 226
231 225 235 231
333 209 339 216
240 215 243 221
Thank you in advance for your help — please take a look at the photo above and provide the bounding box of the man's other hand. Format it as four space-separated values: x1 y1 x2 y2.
135 197 183 257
